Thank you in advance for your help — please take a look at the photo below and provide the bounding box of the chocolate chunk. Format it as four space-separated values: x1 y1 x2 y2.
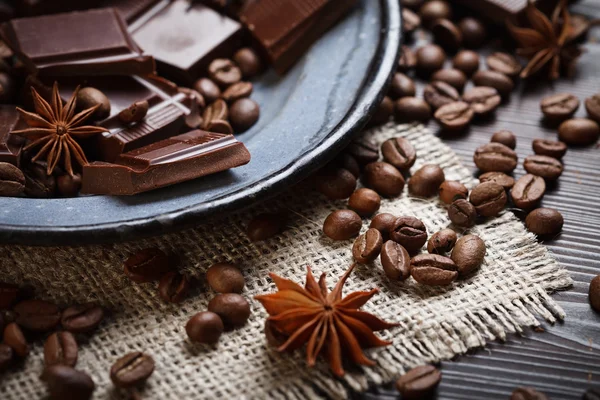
0 106 24 166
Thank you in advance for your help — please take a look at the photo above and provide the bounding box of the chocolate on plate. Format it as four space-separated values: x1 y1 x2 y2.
0 106 24 166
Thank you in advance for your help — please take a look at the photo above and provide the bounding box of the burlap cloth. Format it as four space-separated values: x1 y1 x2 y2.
0 123 572 399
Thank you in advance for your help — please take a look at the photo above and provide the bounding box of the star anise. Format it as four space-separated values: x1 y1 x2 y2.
11 83 108 176
255 264 398 377
507 0 583 80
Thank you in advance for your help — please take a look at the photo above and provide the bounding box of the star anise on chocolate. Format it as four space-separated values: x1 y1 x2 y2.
507 0 583 80
255 264 398 377
11 83 108 176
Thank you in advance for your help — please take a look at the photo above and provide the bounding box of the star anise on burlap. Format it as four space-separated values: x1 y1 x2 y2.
507 0 583 80
11 83 108 176
255 264 398 377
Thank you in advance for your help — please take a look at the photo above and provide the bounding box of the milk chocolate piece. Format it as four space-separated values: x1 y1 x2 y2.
0 105 24 166
452 0 554 23
100 0 163 23
82 130 251 195
1 8 155 76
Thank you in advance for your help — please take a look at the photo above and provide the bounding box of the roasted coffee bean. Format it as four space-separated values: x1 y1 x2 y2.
491 130 517 149
369 213 397 240
222 81 253 103
427 229 457 254
423 81 460 110
363 162 405 198
510 387 549 400
76 87 110 120
389 73 416 99
431 19 462 51
585 93 600 123
370 96 393 125
434 101 474 130
205 118 234 134
472 70 514 98
123 248 172 283
401 0 425 10
233 47 263 78
348 188 381 217
43 365 95 400
479 171 515 190
208 58 242 87
396 365 442 400
439 180 468 204
0 162 25 197
469 181 507 217
24 161 56 197
511 174 546 209
409 164 445 198
193 78 221 103
56 173 81 197
416 44 446 76
380 241 411 281
558 118 600 145
523 155 563 180
462 86 501 116
452 50 480 76
390 216 428 254
346 139 379 166
352 228 383 264
44 331 78 367
473 143 518 173
4 322 28 356
394 97 431 123
419 0 451 27
61 303 104 333
431 69 467 92
118 100 148 124
208 293 250 328
458 17 486 48
0 281 19 309
402 8 421 34
398 46 417 72
381 137 416 171
0 343 13 371
110 352 155 388
540 93 579 120
14 299 60 332
486 52 521 77
411 254 458 286
315 167 357 200
247 213 284 241
229 98 259 132
323 210 362 240
158 271 190 304
589 275 600 312
448 199 477 227
525 208 564 236
451 235 486 276
582 387 600 400
207 263 244 294
532 139 567 159
186 311 224 344
330 153 360 178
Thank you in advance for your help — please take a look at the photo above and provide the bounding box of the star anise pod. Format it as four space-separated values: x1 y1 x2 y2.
11 83 108 176
507 0 583 80
255 264 398 377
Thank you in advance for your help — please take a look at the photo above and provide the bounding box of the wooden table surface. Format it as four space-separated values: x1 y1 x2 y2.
363 1 600 399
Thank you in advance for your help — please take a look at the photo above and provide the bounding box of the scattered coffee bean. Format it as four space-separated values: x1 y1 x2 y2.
370 96 394 125
432 19 463 51
248 213 284 242
452 50 480 76
315 167 357 200
416 44 446 76
222 81 253 103
43 365 95 400
439 180 468 204
398 46 417 72
233 47 263 78
346 139 379 166
479 171 515 189
123 248 172 283
186 311 224 344
208 293 250 328
44 331 78 367
411 254 458 286
323 209 362 240
523 155 563 180
0 343 13 371
331 153 360 178
540 93 579 120
201 98 231 133
511 174 546 209
14 299 60 332
207 263 245 294
486 52 521 77
158 271 190 303
402 8 421 34
510 387 549 400
193 78 221 103
352 228 383 264
589 275 600 312
394 97 431 123
208 58 242 87
585 94 600 123
4 322 28 357
491 130 517 149
409 164 445 198
470 181 507 217
473 142 518 173
229 98 259 132
472 70 514 98
76 87 110 120
424 81 460 110
462 86 500 116
389 73 416 99
348 188 381 217
61 303 104 333
56 173 81 197
434 101 474 130
419 0 452 27
118 100 148 124
431 68 467 92
525 208 564 236
558 118 600 145
0 281 19 309
380 241 411 281
396 365 442 400
448 199 477 227
390 216 428 254
458 17 486 48
427 229 457 254
369 213 397 240
532 139 567 159
0 162 25 197
363 162 405 197
381 137 416 171
110 352 155 388
451 235 486 276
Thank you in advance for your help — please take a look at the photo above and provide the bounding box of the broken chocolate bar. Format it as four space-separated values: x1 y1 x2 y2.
82 130 251 195
0 105 24 166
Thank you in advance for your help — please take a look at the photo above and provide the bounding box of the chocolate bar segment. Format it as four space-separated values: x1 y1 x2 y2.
82 130 251 195
1 8 155 76
0 105 24 166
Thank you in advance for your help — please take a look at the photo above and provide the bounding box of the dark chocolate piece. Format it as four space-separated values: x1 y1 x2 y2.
1 8 155 76
0 105 24 166
82 130 251 195
452 0 552 23
100 0 163 23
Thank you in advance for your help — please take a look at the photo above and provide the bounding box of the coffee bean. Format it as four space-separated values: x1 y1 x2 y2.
158 271 190 304
434 101 474 130
585 93 600 123
472 70 514 98
208 58 242 87
523 155 563 180
330 153 360 178
118 100 148 124
432 19 462 51
56 173 81 197
525 208 564 236
511 174 546 209
193 78 221 103
401 0 425 10
61 303 104 333
389 73 416 99
589 275 600 312
76 87 110 120
186 311 224 344
532 139 567 159
229 98 259 132
4 322 28 356
582 387 600 400
0 162 25 197
110 352 155 388
510 387 549 400
233 47 263 78
247 213 284 241
448 199 477 227
427 229 457 254
390 216 427 254
439 180 468 204
208 293 250 328
473 143 518 173
363 162 405 197
394 97 431 123
411 255 458 286
396 365 442 400
44 331 78 367
402 8 421 34
380 241 411 281
43 365 95 400
348 188 381 217
491 130 517 149
479 171 515 189
123 248 172 283
558 118 600 145
315 167 357 200
431 69 467 92
369 213 397 240
424 81 460 110
486 52 522 77
540 93 579 120
452 50 480 76
14 299 60 332
416 44 446 76
323 210 362 240
419 0 452 27
458 17 486 48
370 96 394 125
451 235 486 276
346 139 379 166
0 343 13 371
398 46 417 72
462 86 501 116
381 137 416 171
206 263 244 294
470 181 507 217
352 228 383 264
0 281 19 309
409 164 445 197
222 81 253 103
